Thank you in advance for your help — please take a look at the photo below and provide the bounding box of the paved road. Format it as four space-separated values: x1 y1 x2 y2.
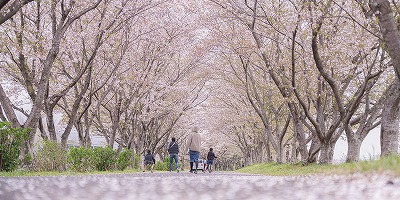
1 171 399 200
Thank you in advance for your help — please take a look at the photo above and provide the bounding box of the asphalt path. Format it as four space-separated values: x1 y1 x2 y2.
1 171 399 200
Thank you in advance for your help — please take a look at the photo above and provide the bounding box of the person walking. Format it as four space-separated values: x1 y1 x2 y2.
143 150 156 173
167 137 180 172
206 148 217 172
186 126 201 173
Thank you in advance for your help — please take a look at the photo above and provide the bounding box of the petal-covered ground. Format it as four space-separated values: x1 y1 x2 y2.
0 172 399 200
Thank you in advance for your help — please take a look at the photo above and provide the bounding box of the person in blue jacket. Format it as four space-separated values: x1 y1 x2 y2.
167 137 180 172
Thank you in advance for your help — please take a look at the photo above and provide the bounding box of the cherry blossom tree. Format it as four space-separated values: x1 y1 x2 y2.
85 0 211 159
209 0 394 164
357 0 400 156
0 0 104 154
0 0 33 25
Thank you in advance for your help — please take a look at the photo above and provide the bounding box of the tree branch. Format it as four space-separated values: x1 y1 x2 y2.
0 0 33 25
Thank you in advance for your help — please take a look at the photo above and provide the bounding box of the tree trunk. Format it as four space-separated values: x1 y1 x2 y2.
346 138 362 162
45 106 57 141
38 118 48 140
381 80 400 156
370 0 400 79
289 104 309 163
291 142 299 163
275 145 283 163
307 136 320 163
61 101 81 147
83 122 92 148
319 142 334 164
107 96 122 148
0 84 20 127
61 68 93 147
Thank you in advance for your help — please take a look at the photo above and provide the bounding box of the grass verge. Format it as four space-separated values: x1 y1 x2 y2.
236 155 400 176
2 156 400 177
0 169 142 177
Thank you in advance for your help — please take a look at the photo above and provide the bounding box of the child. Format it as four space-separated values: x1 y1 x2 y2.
206 148 217 172
143 150 156 173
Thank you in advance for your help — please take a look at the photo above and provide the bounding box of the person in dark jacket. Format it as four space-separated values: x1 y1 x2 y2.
143 150 155 173
167 137 179 172
206 148 217 172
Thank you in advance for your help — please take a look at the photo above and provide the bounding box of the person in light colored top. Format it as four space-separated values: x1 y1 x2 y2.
185 126 201 173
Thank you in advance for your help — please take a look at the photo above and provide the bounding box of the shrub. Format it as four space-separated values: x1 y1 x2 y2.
34 140 67 171
22 153 33 170
133 153 141 169
92 146 116 171
116 148 132 171
68 147 94 172
154 158 172 171
0 122 29 172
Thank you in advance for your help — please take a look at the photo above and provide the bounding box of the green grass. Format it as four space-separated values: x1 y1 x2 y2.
2 155 400 177
236 155 400 176
0 169 142 177
236 162 339 176
331 155 400 175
